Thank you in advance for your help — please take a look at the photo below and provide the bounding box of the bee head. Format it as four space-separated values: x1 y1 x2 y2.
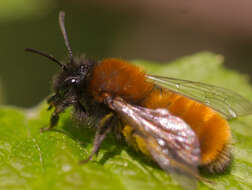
51 56 94 93
25 11 95 114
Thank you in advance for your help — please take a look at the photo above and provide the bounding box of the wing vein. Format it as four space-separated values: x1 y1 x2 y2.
147 75 252 119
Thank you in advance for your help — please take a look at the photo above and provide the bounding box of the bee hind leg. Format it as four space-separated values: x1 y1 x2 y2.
79 112 114 164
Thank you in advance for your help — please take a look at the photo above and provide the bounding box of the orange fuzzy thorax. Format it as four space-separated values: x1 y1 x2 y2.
89 58 153 103
142 89 231 165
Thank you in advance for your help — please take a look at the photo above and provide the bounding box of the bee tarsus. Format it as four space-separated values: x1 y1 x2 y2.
79 112 114 164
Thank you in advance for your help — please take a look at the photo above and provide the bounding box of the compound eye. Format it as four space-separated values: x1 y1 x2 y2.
71 78 81 85
71 78 78 83
64 77 80 86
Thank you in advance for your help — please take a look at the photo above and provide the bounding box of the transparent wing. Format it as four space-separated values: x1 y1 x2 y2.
147 75 252 119
106 96 201 190
147 136 198 190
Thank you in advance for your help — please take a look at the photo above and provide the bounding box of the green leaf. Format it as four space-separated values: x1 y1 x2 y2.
0 52 252 190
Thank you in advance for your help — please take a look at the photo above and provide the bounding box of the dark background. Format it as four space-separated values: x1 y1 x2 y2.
1 0 252 107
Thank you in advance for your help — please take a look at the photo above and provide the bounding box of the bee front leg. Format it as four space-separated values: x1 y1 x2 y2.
74 101 88 122
40 111 60 133
41 102 69 133
79 112 114 164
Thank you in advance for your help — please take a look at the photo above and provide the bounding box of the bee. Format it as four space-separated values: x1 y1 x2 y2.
25 11 252 190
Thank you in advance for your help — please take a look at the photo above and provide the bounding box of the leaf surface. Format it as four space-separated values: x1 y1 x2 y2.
0 52 252 190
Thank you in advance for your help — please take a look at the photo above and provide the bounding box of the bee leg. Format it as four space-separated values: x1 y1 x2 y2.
40 112 59 133
41 103 68 133
47 94 59 110
47 94 56 104
79 113 114 164
114 120 123 141
74 101 88 122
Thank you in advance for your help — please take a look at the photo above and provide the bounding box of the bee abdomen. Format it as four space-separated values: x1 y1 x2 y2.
143 89 232 173
201 144 231 173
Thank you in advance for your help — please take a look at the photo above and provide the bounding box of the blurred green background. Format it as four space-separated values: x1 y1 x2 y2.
1 0 252 107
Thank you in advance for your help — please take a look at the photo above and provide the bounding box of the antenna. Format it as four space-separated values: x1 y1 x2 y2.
59 11 73 63
25 48 66 70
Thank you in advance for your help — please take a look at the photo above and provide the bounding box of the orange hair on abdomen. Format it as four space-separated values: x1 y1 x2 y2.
89 58 153 103
142 89 231 168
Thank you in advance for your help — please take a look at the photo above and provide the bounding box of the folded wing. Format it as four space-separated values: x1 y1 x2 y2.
105 96 201 190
